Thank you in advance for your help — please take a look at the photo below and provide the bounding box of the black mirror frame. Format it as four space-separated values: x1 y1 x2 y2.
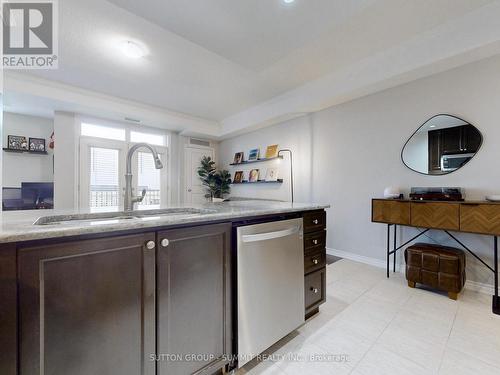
401 114 483 176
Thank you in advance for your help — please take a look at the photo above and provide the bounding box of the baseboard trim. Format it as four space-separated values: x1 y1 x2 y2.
326 248 402 272
327 248 494 295
464 280 495 295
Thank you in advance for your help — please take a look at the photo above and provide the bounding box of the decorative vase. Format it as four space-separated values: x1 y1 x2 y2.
384 186 401 199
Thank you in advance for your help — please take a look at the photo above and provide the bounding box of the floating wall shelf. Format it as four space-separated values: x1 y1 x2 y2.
3 148 49 155
229 156 283 166
231 179 283 185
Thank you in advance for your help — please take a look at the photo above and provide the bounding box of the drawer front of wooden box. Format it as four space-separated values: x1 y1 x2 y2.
460 204 500 235
304 268 326 312
372 200 410 225
304 247 326 274
303 211 326 233
304 231 326 251
410 202 459 230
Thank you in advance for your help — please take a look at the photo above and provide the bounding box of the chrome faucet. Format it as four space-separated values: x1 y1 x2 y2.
124 143 163 211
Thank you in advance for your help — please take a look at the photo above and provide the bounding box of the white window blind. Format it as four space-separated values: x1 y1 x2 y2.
90 147 120 211
137 151 162 209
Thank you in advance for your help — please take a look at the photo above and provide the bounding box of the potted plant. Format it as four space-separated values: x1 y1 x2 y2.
197 156 231 202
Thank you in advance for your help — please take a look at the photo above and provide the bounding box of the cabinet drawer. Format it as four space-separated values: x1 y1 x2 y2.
304 230 326 250
303 211 326 233
410 202 459 230
461 204 500 235
304 268 326 313
372 200 410 225
304 247 326 274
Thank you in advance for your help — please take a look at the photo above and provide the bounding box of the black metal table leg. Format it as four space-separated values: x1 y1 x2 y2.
494 236 499 315
393 224 397 273
386 224 390 278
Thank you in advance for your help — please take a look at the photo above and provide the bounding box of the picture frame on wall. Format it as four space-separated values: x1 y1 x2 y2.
265 144 279 159
29 138 46 152
248 169 260 182
233 152 244 164
7 135 28 150
265 168 279 182
248 148 260 161
233 171 244 183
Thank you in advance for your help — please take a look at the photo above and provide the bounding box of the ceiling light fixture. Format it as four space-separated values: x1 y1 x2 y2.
282 0 295 4
120 40 146 59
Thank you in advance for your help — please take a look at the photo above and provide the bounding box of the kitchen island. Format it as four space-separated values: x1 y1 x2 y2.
0 201 328 375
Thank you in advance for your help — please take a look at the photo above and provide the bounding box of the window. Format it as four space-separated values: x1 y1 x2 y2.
79 120 169 212
136 152 162 209
81 123 126 141
130 131 165 146
89 147 120 212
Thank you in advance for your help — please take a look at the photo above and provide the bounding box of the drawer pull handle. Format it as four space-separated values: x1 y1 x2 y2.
313 219 319 225
312 259 319 265
145 241 156 250
313 239 318 245
310 287 319 294
161 238 169 247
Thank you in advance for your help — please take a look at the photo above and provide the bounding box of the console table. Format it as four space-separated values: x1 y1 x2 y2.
372 198 499 315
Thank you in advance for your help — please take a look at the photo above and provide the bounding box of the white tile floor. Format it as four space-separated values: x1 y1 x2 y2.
237 259 500 375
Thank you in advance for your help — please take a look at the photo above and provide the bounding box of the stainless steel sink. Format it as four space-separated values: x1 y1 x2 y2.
33 208 215 225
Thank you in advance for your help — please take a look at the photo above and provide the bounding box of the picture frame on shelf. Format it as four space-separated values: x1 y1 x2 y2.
248 169 259 182
265 144 279 159
233 152 244 164
7 135 28 150
29 137 46 152
233 171 244 184
248 148 260 161
265 168 279 182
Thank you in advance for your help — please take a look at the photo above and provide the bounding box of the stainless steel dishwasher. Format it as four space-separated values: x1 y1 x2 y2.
237 218 305 367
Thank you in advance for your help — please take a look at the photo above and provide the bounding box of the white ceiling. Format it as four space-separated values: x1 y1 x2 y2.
6 0 500 137
106 0 378 71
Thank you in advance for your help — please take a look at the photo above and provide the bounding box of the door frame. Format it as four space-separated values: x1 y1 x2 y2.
79 137 128 210
184 146 215 204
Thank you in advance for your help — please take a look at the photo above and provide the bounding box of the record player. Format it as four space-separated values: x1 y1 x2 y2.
409 187 464 201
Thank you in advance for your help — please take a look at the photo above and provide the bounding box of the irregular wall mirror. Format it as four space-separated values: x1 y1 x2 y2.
402 114 482 175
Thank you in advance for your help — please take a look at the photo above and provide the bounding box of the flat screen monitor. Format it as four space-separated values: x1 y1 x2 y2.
21 182 54 208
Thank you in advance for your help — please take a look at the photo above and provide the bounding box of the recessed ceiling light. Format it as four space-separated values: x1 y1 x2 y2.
282 0 295 4
120 40 146 59
429 125 437 128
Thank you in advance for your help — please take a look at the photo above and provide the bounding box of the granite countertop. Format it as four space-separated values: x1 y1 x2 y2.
0 201 329 244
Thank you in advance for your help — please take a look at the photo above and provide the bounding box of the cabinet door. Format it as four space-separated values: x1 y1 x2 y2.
372 200 410 225
462 125 482 152
441 126 462 154
461 203 500 235
410 202 460 230
428 129 442 172
18 233 156 375
157 223 232 375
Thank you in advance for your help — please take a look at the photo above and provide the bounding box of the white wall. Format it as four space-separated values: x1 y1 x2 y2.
219 116 312 202
220 54 500 285
2 112 54 187
53 112 79 210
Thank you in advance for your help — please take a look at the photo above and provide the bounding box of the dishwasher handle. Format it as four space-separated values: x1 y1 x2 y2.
241 226 301 243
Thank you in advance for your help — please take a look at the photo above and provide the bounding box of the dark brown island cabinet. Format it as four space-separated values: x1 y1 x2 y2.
428 124 482 173
0 210 327 375
303 210 328 318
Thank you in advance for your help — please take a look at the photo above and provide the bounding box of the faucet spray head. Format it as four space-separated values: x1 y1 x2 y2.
154 157 164 169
